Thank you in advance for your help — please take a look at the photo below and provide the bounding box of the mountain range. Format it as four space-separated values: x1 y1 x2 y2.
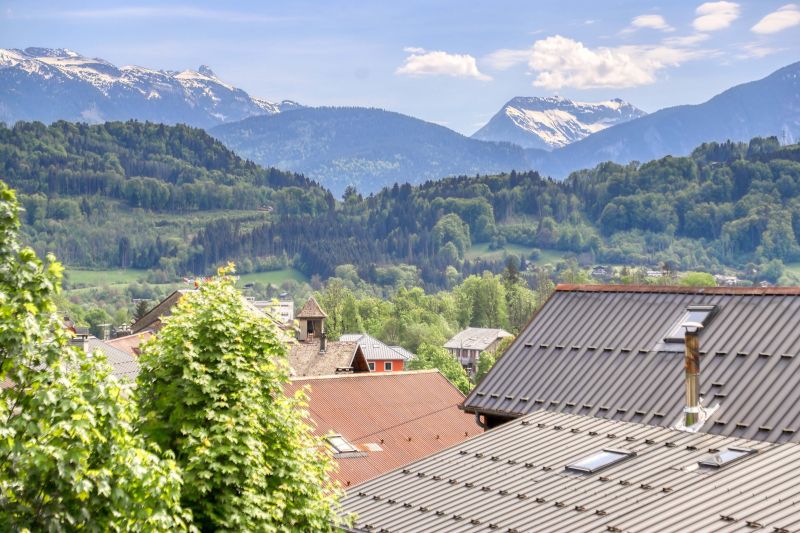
0 47 299 128
1 47 798 195
535 61 800 177
471 96 646 150
210 107 532 196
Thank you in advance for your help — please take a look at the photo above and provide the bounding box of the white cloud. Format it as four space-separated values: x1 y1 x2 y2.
663 33 710 46
518 35 703 90
693 2 740 32
751 3 800 34
629 14 674 32
484 48 532 70
738 42 784 58
396 48 491 81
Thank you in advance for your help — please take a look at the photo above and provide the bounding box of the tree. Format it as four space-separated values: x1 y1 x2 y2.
408 343 471 394
0 181 190 531
475 336 515 384
455 272 508 329
136 266 342 531
134 299 150 321
679 272 717 287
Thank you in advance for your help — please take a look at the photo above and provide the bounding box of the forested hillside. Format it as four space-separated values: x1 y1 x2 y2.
0 120 332 269
185 136 800 287
2 120 800 290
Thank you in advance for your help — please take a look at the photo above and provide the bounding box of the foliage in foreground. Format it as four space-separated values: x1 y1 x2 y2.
409 344 472 394
0 181 190 531
136 267 343 531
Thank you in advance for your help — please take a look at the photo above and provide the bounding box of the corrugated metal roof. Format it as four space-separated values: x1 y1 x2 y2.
285 370 480 488
340 333 414 361
341 410 800 532
390 346 416 361
87 338 139 380
464 285 800 443
444 327 513 351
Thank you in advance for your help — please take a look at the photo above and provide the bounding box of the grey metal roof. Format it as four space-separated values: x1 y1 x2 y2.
463 285 800 443
444 327 513 351
341 410 800 533
340 334 413 361
87 337 139 380
389 346 416 361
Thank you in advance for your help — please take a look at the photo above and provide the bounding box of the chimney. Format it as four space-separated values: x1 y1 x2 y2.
69 333 90 354
683 322 703 427
320 332 327 353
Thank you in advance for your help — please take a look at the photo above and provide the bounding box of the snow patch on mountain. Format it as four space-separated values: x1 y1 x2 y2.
472 96 646 150
0 47 301 127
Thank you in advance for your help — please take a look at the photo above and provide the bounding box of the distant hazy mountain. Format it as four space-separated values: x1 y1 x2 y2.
539 61 800 177
472 96 645 150
211 107 535 196
0 47 300 127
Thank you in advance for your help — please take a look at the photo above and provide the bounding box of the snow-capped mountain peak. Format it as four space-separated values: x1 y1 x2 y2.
472 96 646 150
0 47 301 128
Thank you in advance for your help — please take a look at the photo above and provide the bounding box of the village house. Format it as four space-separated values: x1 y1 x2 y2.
590 265 611 279
249 298 294 325
444 327 512 374
464 284 800 438
340 410 800 532
339 284 800 531
126 292 367 377
714 273 739 287
285 370 480 488
287 297 372 376
339 333 415 372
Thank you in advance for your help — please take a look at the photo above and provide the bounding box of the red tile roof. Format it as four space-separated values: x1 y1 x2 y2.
285 370 481 488
106 330 152 356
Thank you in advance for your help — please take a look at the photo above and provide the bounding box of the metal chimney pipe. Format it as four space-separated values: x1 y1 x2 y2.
683 322 703 427
320 332 327 353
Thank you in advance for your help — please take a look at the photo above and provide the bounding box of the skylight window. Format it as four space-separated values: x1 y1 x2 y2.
565 448 635 474
664 305 717 343
326 434 358 454
698 447 755 468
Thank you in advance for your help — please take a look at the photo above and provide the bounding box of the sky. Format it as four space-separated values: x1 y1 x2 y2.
1 0 798 134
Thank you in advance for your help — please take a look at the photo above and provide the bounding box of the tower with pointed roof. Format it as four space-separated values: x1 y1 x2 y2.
295 296 327 341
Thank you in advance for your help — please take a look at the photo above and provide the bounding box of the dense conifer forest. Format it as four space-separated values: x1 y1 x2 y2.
2 120 800 290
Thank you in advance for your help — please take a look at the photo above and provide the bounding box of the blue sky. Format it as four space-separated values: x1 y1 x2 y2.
1 0 798 134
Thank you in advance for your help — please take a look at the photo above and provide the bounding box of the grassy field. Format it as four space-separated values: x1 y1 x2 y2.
466 243 569 266
65 267 309 291
236 269 309 286
66 269 149 287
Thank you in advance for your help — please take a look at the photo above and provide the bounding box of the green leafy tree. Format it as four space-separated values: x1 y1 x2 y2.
455 272 508 329
475 336 515 384
679 272 717 287
0 182 190 531
408 343 471 394
136 267 342 532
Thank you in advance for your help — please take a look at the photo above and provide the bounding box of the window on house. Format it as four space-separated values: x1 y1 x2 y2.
698 447 755 468
368 362 375 371
384 361 393 371
326 434 358 454
565 449 635 474
664 305 717 343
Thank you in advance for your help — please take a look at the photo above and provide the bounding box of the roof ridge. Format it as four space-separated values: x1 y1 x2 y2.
296 296 328 318
556 284 800 295
290 369 438 381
